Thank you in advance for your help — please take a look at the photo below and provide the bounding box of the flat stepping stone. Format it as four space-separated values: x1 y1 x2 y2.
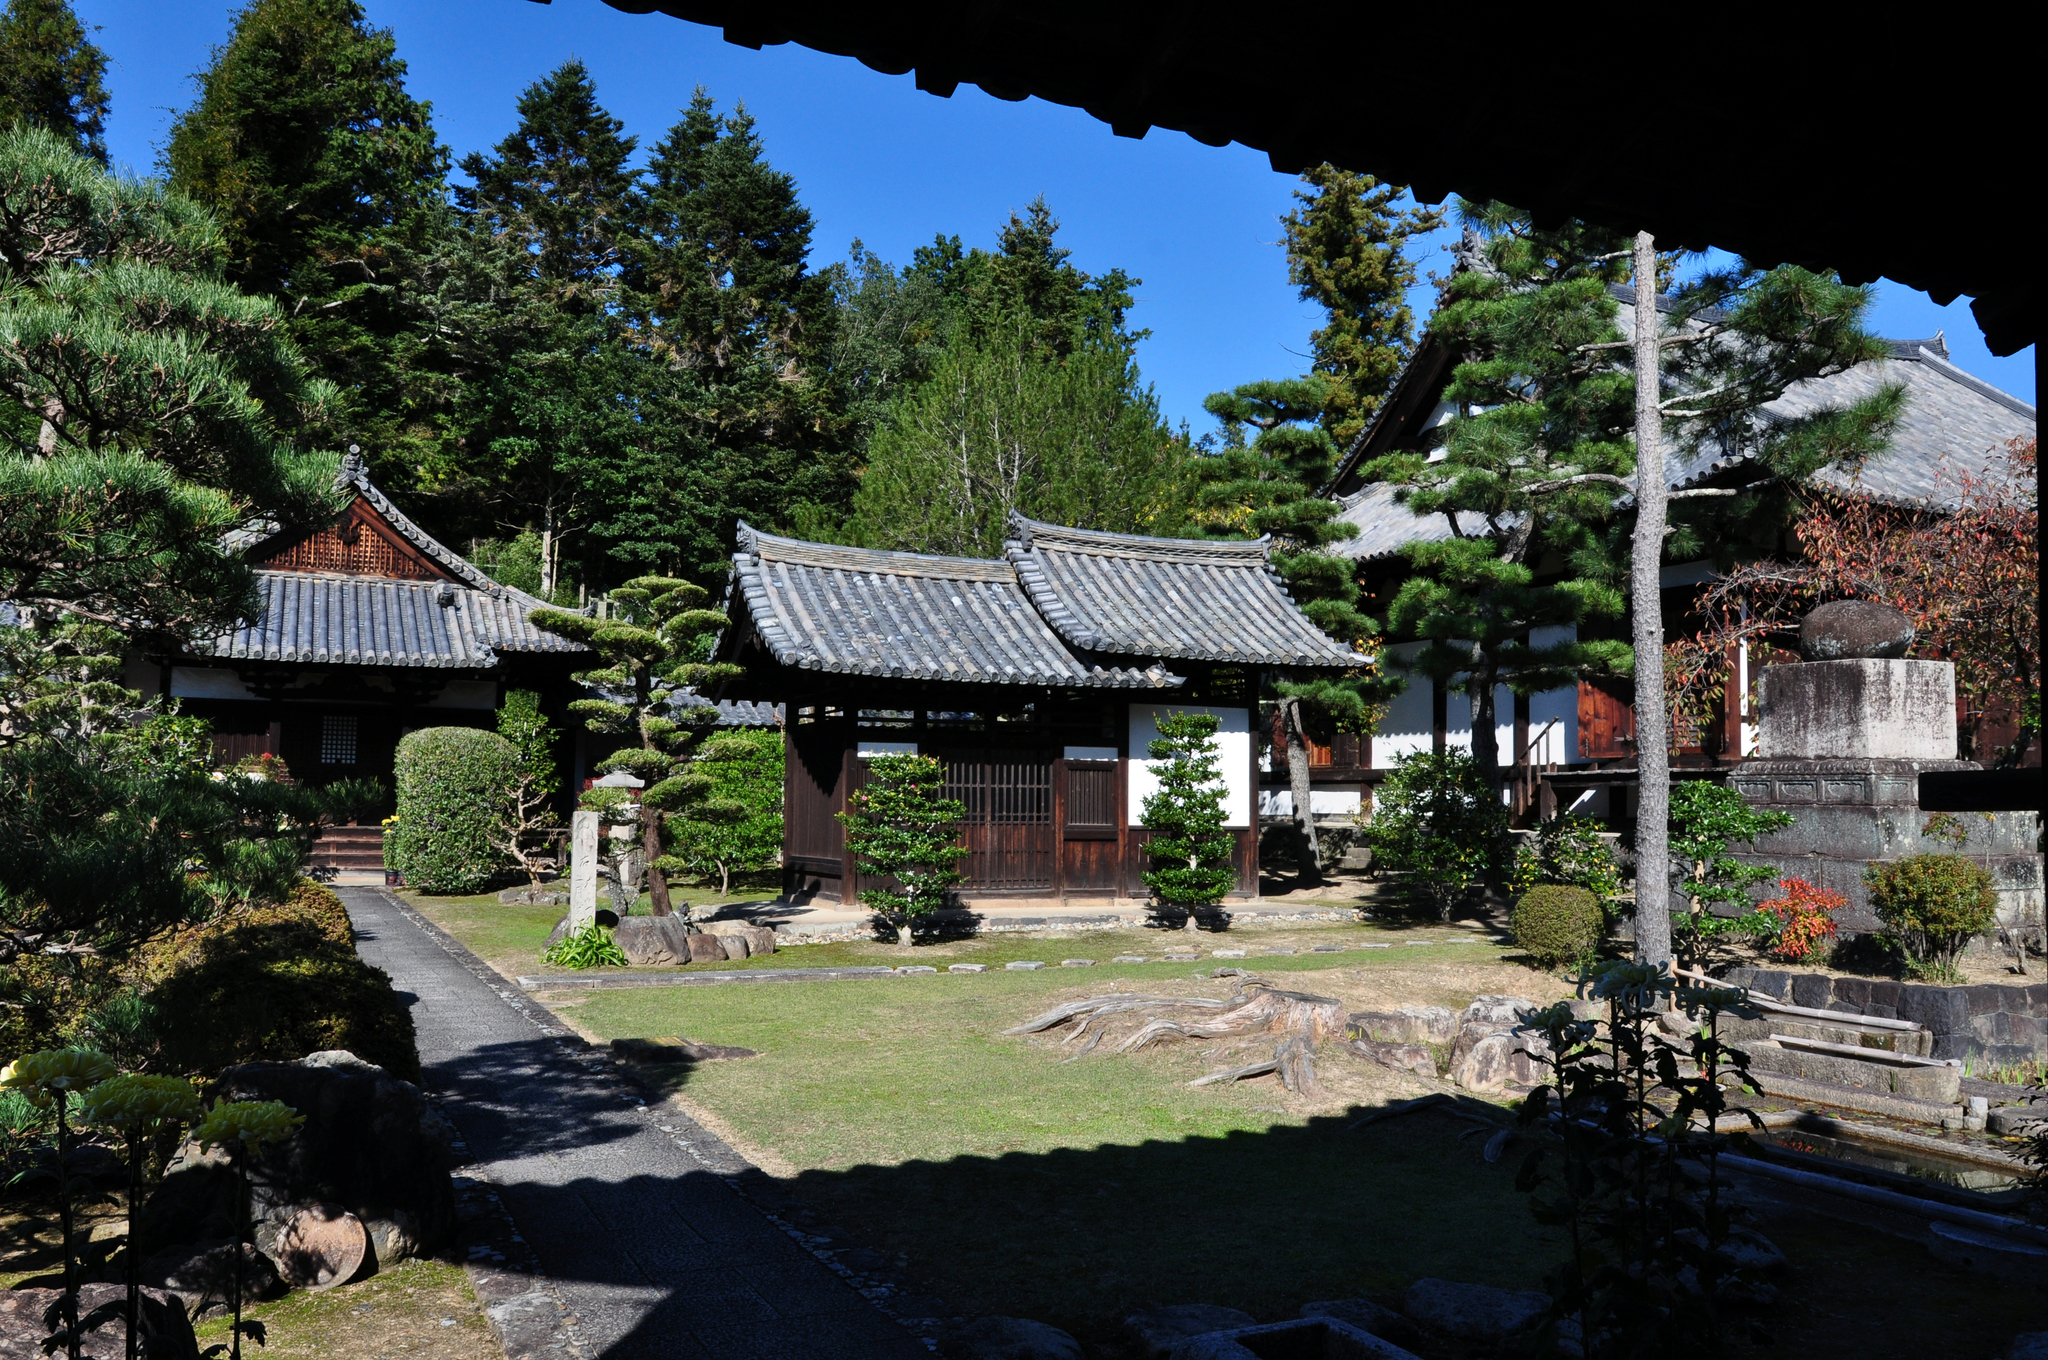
1061 958 1096 967
1007 961 1047 970
1162 952 1200 961
896 965 938 974
518 965 898 989
1357 943 1392 950
1111 955 1147 963
949 964 988 973
1311 946 1344 953
1264 948 1296 955
1212 949 1248 958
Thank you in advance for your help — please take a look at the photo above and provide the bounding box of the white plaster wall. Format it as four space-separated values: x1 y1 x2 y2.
1129 704 1251 827
1373 634 1579 768
1259 786 1363 817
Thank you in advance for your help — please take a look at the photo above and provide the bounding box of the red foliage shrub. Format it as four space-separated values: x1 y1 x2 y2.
1760 877 1844 962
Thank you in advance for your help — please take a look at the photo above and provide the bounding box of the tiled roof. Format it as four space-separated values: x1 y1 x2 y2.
728 524 1178 688
202 454 586 668
1336 320 2035 562
204 572 584 669
1005 515 1358 667
674 694 784 727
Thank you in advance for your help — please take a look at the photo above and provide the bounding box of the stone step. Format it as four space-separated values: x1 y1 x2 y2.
1744 1039 1960 1104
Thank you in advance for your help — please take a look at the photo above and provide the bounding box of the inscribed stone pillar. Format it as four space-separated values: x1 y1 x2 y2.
568 809 600 930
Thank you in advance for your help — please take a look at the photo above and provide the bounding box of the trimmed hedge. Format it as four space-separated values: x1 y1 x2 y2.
143 879 420 1082
388 725 518 894
1510 885 1606 966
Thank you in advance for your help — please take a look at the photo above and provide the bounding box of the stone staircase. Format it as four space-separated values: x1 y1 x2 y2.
311 825 385 874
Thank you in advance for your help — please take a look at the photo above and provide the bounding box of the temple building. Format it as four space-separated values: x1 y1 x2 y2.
124 455 590 868
712 514 1358 905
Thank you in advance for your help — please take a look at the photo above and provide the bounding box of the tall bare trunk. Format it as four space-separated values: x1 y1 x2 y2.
1469 662 1500 782
1281 697 1321 885
539 509 556 601
644 816 673 916
1631 232 1673 968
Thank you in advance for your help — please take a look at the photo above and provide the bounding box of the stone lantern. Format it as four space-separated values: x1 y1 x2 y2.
1727 601 2042 932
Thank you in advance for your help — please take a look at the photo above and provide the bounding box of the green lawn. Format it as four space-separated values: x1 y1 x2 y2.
397 897 2047 1357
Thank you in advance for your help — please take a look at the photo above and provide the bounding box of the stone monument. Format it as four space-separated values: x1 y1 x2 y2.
1728 601 2041 932
567 809 599 931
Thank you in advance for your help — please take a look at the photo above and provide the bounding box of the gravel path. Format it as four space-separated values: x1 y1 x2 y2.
339 887 927 1360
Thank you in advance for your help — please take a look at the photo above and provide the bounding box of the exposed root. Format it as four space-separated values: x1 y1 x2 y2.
1012 978 1343 1097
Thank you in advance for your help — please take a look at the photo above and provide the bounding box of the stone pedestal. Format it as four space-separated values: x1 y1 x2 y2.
1757 659 1956 760
1732 659 2042 933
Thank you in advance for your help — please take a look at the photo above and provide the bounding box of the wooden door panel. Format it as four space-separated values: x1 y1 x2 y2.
941 750 1055 891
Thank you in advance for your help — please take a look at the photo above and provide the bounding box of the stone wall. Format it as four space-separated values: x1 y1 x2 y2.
1718 965 2048 1065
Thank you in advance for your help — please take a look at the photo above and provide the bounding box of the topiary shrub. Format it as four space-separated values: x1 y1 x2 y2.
142 879 419 1081
1364 750 1511 921
1866 853 1999 971
1510 885 1606 966
388 726 519 894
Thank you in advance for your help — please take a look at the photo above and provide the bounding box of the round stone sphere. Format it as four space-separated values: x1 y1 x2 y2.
1798 599 1916 661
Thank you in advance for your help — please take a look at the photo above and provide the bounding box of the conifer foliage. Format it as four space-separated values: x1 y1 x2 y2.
0 0 107 162
163 0 447 468
531 579 742 921
1140 712 1239 925
1281 167 1441 447
839 753 969 949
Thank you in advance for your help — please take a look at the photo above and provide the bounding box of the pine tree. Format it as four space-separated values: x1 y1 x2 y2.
163 0 449 478
532 578 742 921
1281 167 1441 447
610 91 850 577
1194 376 1383 881
1622 240 1899 966
457 59 635 304
0 0 107 162
0 126 337 639
839 753 968 948
1370 207 1646 784
431 63 643 594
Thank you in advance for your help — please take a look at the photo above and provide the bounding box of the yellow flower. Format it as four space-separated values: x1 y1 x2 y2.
77 1074 202 1131
193 1100 302 1152
0 1049 118 1105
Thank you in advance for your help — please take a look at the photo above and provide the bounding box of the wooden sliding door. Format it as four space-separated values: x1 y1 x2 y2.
940 750 1055 891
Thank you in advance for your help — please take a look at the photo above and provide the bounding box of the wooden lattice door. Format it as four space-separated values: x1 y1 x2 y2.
942 751 1055 891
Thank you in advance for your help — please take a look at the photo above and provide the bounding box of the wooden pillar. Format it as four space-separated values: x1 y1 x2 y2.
1513 689 1531 817
1431 680 1448 756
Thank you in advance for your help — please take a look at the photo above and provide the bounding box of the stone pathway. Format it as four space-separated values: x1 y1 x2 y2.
338 887 928 1360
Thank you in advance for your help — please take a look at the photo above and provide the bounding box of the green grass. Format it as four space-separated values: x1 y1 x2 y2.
190 1255 494 1358
559 957 1563 1348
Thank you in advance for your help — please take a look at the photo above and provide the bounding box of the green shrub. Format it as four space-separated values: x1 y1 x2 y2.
1364 750 1511 920
1509 815 1621 901
144 879 419 1081
388 726 519 894
1866 853 1999 967
1511 885 1606 966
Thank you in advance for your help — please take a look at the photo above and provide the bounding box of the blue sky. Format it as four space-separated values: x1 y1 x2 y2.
85 0 2035 426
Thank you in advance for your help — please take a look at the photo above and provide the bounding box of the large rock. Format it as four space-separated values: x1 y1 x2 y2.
1799 600 1915 661
708 923 778 958
136 1239 285 1311
1124 1306 1258 1359
1300 1297 1423 1349
1349 1006 1454 1046
614 914 693 966
136 1051 454 1269
1399 1279 1548 1343
1451 1034 1515 1092
686 932 726 964
1460 996 1541 1028
0 1283 198 1360
937 1316 1084 1360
